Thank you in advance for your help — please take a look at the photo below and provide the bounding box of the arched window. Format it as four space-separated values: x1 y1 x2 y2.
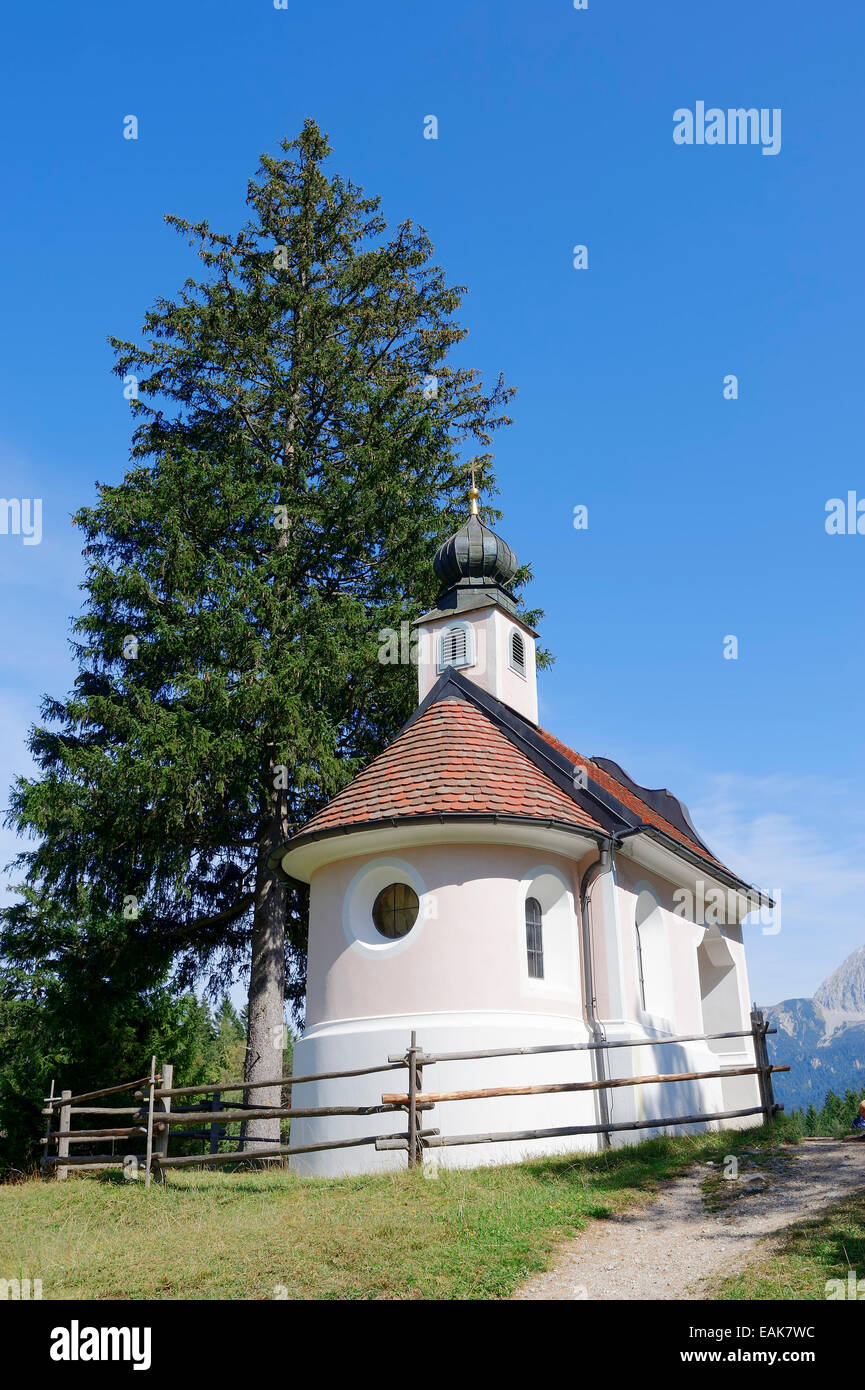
698 927 743 1055
525 896 544 978
510 629 526 674
635 919 647 1011
439 623 472 670
634 889 672 1019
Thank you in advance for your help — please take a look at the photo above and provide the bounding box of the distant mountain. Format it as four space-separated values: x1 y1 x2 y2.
814 945 865 1013
763 946 865 1113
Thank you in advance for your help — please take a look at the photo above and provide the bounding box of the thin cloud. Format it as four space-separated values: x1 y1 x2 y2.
692 774 865 1003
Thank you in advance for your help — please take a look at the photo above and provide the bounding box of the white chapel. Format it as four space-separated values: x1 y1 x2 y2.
273 490 770 1174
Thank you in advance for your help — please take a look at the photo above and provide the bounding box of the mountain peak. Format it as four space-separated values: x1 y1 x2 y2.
814 945 865 1014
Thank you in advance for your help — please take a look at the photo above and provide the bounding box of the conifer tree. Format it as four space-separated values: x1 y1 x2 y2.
2 121 531 1144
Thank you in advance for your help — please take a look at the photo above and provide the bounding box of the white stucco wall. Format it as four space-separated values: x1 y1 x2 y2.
415 605 538 723
607 853 761 1130
305 843 583 1027
290 1011 599 1176
290 834 762 1175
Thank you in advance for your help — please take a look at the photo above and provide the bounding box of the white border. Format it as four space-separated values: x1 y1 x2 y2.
341 855 430 958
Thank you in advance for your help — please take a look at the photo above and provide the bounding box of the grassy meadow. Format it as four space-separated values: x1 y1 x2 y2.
0 1122 811 1300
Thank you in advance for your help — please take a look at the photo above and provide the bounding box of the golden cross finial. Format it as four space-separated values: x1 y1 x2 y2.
468 467 479 517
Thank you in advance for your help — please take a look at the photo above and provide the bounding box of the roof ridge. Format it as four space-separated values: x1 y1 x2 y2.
410 671 637 836
538 727 727 871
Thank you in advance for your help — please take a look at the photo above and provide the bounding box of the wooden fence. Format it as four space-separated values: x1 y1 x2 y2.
41 1009 786 1181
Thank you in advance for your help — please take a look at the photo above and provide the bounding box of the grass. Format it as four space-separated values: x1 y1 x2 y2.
0 1123 798 1300
707 1188 865 1301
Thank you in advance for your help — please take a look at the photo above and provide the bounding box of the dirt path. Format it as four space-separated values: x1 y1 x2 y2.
514 1141 865 1301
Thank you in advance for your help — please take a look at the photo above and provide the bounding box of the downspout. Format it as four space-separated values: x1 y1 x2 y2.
579 839 613 1148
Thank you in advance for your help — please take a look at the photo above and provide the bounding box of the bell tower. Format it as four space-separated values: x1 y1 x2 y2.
413 483 539 724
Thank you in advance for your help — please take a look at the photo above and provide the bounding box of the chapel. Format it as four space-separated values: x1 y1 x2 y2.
272 488 768 1174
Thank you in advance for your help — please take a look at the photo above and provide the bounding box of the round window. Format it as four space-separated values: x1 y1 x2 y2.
372 883 419 939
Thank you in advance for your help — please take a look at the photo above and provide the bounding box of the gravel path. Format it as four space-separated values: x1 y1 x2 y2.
514 1141 865 1301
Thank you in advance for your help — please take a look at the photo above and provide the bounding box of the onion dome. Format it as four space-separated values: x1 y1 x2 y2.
433 511 519 591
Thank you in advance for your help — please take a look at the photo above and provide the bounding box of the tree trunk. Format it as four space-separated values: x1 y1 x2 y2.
243 787 289 1152
242 246 303 1154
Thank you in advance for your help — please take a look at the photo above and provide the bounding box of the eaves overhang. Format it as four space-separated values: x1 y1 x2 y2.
620 826 774 914
269 812 606 884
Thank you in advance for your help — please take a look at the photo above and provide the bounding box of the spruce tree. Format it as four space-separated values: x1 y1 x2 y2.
2 121 529 1145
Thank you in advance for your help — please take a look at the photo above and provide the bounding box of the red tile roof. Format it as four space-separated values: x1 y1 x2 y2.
300 696 606 838
289 683 733 883
537 728 730 873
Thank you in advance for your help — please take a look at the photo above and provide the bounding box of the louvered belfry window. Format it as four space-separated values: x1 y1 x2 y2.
510 630 525 672
525 896 544 979
441 625 468 668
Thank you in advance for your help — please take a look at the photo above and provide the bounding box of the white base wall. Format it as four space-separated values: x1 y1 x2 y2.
595 1021 763 1146
289 1012 763 1177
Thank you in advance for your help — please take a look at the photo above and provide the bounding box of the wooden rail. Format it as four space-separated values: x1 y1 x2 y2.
41 1010 784 1180
153 1128 441 1169
43 1153 133 1169
382 1064 789 1107
43 1075 156 1109
140 1058 407 1102
154 1101 432 1127
409 1106 768 1150
41 1127 147 1143
40 1106 142 1117
387 1027 775 1066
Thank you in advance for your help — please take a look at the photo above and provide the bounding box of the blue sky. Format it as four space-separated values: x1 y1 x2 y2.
1 0 862 1006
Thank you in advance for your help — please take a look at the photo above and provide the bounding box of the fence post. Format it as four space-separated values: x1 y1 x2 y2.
56 1089 71 1182
144 1055 157 1188
415 1040 425 1171
153 1062 173 1180
42 1079 55 1179
760 1012 777 1120
407 1032 419 1170
750 1007 775 1123
209 1090 221 1155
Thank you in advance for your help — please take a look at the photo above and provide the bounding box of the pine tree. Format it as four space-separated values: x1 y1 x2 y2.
841 1088 861 1133
212 997 247 1082
2 121 530 1145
